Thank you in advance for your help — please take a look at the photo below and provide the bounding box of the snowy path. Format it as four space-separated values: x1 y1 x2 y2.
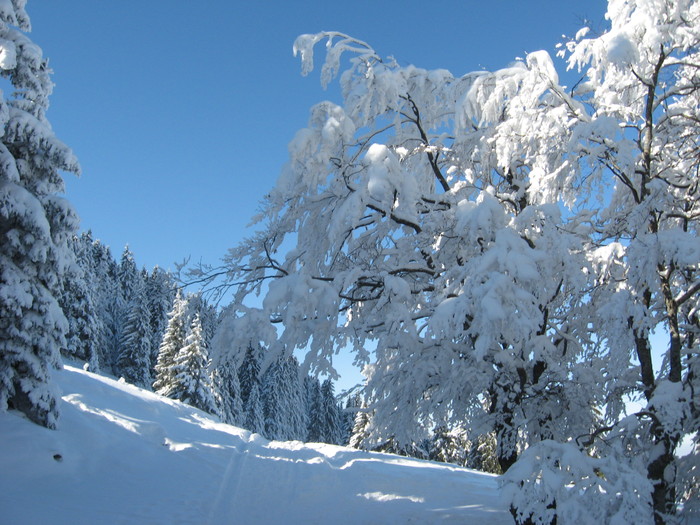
0 365 510 524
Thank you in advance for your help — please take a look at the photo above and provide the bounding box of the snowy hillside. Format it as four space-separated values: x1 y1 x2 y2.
0 364 510 524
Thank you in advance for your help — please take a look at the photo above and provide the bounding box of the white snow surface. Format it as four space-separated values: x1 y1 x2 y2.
0 363 510 524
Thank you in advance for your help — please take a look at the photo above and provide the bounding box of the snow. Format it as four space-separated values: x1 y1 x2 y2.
0 38 16 70
605 32 638 66
0 363 510 524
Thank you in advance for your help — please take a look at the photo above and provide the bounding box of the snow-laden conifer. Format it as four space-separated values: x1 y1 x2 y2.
0 0 80 428
153 290 187 396
305 377 323 442
306 379 343 445
77 234 121 370
349 399 371 450
244 380 264 435
145 266 175 373
211 353 243 426
262 354 307 441
116 279 152 388
282 356 308 440
238 343 262 410
319 380 342 445
59 236 100 370
117 246 139 304
168 314 217 414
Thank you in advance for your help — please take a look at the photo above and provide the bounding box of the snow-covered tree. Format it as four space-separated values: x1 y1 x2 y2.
262 356 286 439
0 1 80 428
238 343 262 410
196 0 699 521
117 245 139 304
153 290 187 396
207 27 602 470
262 354 307 441
429 426 469 468
244 379 264 435
59 235 100 369
554 3 700 521
282 356 308 439
89 242 123 371
77 234 121 370
317 380 342 445
211 352 243 426
305 376 323 442
115 278 152 388
168 314 217 414
349 398 371 450
340 393 361 446
145 266 175 373
184 293 218 348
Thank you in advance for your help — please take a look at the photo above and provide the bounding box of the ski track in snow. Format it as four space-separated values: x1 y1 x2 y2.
0 364 510 524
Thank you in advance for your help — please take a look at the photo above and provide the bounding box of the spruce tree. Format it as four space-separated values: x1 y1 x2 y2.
59 235 100 369
243 380 264 435
319 379 342 445
262 356 285 439
100 256 123 371
116 278 152 388
145 266 174 374
429 426 469 467
282 356 307 440
238 343 262 409
349 401 372 450
169 314 217 414
238 343 266 434
305 377 323 442
153 290 186 397
262 355 306 441
80 235 119 370
211 353 243 425
0 1 80 428
340 394 361 446
117 245 139 304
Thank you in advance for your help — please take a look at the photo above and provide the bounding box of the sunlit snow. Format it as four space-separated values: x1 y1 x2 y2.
0 363 510 524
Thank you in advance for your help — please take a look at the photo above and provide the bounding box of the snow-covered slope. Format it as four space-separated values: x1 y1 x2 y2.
0 364 510 524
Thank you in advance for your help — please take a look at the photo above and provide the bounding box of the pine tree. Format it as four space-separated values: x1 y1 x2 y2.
262 357 285 439
79 235 119 371
59 235 100 369
349 399 371 450
238 343 262 409
211 353 243 426
305 377 323 442
238 343 266 434
115 278 152 388
340 394 361 446
145 266 174 375
99 255 122 371
467 433 501 475
282 356 307 440
169 314 217 414
262 355 307 441
319 380 342 445
153 290 187 397
117 245 139 304
244 380 264 435
0 2 80 428
429 426 469 467
184 293 218 347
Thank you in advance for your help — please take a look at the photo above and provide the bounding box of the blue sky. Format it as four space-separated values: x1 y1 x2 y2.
28 0 607 274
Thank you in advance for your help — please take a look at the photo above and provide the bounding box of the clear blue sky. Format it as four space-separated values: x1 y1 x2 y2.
28 0 608 274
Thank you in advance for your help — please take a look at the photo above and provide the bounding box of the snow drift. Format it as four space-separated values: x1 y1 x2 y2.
0 364 510 524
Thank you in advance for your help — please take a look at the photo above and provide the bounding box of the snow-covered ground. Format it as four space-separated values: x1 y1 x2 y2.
0 364 510 524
